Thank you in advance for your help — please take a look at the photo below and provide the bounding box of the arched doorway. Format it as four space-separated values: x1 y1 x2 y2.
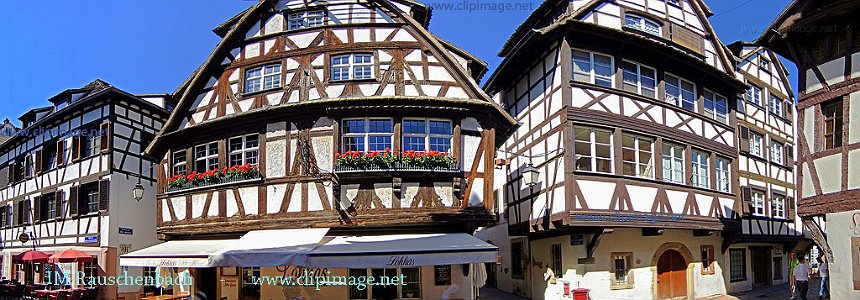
656 249 687 299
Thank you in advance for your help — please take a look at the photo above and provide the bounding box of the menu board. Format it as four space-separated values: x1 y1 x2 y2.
434 265 452 285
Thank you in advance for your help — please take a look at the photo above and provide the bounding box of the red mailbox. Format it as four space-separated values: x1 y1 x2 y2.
572 288 590 300
563 281 570 295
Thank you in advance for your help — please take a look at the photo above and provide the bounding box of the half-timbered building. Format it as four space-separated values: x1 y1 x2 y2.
723 42 804 292
0 119 18 144
123 0 517 299
758 0 860 298
0 80 172 299
474 0 748 299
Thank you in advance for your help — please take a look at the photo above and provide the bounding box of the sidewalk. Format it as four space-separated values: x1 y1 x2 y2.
480 287 529 300
697 278 824 300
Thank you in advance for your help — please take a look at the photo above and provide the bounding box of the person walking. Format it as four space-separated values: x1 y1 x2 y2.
793 255 811 300
818 255 829 299
789 252 800 299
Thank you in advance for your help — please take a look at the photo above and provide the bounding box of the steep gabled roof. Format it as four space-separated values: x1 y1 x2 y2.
756 0 860 61
727 41 795 98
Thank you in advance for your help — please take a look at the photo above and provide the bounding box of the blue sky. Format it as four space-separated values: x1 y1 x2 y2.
0 0 792 123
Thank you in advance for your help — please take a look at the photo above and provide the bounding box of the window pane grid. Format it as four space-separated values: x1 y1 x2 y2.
288 10 325 30
622 134 653 178
341 118 393 153
574 127 613 174
662 143 684 184
331 54 374 81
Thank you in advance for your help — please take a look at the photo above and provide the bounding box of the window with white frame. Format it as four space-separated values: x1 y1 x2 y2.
331 53 374 81
716 157 730 193
402 119 452 152
752 189 765 216
746 84 762 106
288 10 325 30
770 94 783 116
750 132 764 157
172 151 186 176
621 133 654 178
772 193 785 219
770 141 784 165
229 135 259 166
621 61 657 98
665 74 697 112
244 64 282 93
703 90 728 124
692 150 710 189
662 143 684 184
625 14 661 36
195 142 219 172
572 50 614 88
341 118 394 152
574 126 613 173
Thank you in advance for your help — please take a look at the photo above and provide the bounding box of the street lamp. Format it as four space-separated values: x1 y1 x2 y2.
132 183 145 202
522 163 540 187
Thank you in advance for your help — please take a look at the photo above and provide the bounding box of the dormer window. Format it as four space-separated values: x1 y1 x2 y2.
244 64 282 94
625 14 661 36
331 54 374 81
288 10 325 30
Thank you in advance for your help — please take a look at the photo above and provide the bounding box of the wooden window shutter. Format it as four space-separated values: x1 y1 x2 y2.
23 200 31 225
786 145 795 166
786 196 796 221
741 186 752 216
33 196 42 223
670 24 705 55
71 136 81 161
100 122 111 153
739 126 750 152
34 150 43 174
55 190 64 220
0 166 8 187
57 140 66 167
784 100 793 120
69 186 79 217
98 179 110 212
12 202 18 226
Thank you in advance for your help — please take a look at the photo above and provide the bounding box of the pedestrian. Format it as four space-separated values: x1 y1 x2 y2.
789 252 800 299
818 255 829 299
793 255 811 300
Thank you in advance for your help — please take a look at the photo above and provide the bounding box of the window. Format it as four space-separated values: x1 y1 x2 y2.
703 90 728 124
24 154 33 178
760 59 770 71
172 151 186 176
574 127 613 173
572 50 614 88
822 98 844 149
400 268 421 299
729 249 746 282
550 244 562 278
81 184 99 215
752 189 765 216
715 157 730 193
229 135 259 166
625 14 661 36
15 201 29 226
82 259 98 286
240 267 261 297
662 143 684 184
701 245 715 275
331 53 374 81
771 141 784 165
770 94 783 116
621 134 654 178
666 0 681 7
45 146 57 170
611 252 633 289
621 61 657 98
692 150 710 189
750 132 764 157
511 242 524 278
143 267 157 283
81 129 102 158
773 257 783 280
665 74 696 112
348 269 369 299
349 268 420 299
195 142 219 172
41 193 56 221
772 193 785 219
341 118 394 152
43 263 54 283
288 10 325 30
0 206 7 228
402 119 452 152
244 64 281 93
746 84 762 107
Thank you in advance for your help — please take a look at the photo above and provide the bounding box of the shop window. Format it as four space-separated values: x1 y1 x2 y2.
400 268 421 299
348 269 369 299
241 267 261 297
82 259 99 286
730 249 746 282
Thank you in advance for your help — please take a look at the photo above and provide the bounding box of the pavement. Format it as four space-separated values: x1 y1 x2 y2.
480 287 529 300
697 278 825 300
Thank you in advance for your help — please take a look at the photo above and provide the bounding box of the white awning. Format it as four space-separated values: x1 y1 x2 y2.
305 233 498 268
120 239 236 268
120 228 329 268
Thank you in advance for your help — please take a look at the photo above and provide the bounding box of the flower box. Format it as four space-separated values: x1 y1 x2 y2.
334 150 460 173
166 164 262 193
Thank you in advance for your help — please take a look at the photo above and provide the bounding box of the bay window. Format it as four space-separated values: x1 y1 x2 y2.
661 143 684 184
665 74 696 112
402 119 452 152
331 53 374 81
229 135 260 166
716 157 730 193
195 142 219 172
621 61 657 98
572 49 614 88
244 64 282 93
574 126 613 173
342 118 394 152
621 134 654 178
703 90 728 124
691 150 710 189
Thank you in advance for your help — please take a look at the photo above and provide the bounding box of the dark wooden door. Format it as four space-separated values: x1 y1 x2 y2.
752 249 771 286
657 250 687 299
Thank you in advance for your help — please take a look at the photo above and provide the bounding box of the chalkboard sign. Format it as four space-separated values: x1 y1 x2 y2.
434 265 451 285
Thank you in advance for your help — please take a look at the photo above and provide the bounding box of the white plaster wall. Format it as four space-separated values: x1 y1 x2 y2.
822 210 860 300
